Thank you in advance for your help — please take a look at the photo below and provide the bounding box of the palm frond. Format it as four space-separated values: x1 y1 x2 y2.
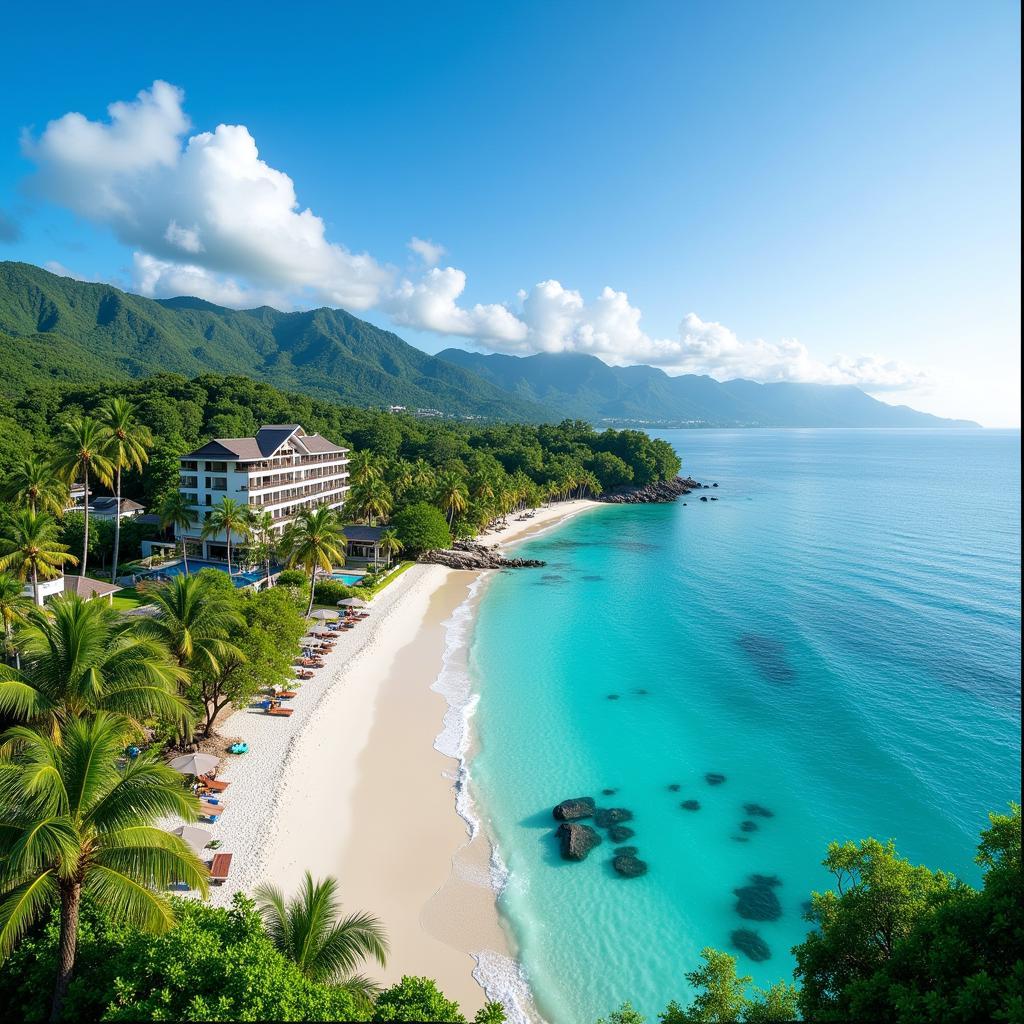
0 870 57 961
82 865 178 932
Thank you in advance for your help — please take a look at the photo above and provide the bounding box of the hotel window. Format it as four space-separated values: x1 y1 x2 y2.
180 476 198 488
206 477 228 491
206 461 228 473
181 460 198 471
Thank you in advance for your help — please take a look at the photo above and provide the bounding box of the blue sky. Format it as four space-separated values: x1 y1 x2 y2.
0 1 1019 425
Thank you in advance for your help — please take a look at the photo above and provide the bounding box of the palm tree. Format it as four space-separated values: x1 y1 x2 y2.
51 417 115 578
99 398 152 584
0 456 69 516
0 573 31 668
0 712 208 1022
156 490 196 575
279 506 348 616
410 459 435 493
0 594 189 741
436 471 469 528
0 509 78 606
249 509 278 586
255 871 387 1008
200 497 253 576
378 529 403 569
142 574 244 675
387 460 414 499
350 480 393 526
349 450 383 488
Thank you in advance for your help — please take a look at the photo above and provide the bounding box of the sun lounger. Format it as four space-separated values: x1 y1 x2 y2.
267 706 294 717
209 852 233 885
277 690 298 699
199 775 229 792
199 799 225 818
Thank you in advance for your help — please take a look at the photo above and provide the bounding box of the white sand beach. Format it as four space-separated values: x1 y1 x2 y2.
171 499 603 1014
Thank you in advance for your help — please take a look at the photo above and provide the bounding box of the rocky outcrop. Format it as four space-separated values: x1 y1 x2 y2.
553 797 596 821
556 822 602 860
612 852 649 877
420 540 545 570
598 476 702 504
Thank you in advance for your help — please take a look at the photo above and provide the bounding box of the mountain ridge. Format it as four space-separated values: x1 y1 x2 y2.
435 348 979 428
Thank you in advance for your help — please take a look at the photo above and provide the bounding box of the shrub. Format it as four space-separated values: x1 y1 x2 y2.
276 569 307 588
313 578 354 605
392 502 451 554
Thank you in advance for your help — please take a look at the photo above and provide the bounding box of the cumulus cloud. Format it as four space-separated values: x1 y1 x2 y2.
407 236 445 267
23 80 924 392
24 80 390 309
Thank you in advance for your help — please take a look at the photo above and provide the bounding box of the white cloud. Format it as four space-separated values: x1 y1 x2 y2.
23 80 926 393
24 80 390 310
43 260 88 281
407 236 445 267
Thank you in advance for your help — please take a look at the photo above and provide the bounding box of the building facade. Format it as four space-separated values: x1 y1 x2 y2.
177 425 350 563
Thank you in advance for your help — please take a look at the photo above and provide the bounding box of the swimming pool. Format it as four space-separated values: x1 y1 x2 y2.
141 559 277 588
331 572 365 586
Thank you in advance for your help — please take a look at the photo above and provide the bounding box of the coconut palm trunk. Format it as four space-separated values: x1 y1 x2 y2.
307 566 317 616
110 466 122 583
32 565 40 608
52 879 83 1022
81 466 90 576
226 528 233 576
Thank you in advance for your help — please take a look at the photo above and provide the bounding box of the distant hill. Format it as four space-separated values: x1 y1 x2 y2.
0 261 978 428
0 262 549 421
436 349 979 428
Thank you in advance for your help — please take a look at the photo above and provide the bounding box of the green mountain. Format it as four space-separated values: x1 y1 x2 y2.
436 349 979 428
0 261 549 421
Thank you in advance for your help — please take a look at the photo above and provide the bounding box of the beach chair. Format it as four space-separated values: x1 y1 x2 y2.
199 799 225 819
267 706 294 717
209 852 233 885
277 690 298 699
199 775 229 793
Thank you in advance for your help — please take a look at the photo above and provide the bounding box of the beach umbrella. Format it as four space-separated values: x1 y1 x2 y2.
338 597 369 608
168 752 220 777
308 608 339 620
170 824 212 854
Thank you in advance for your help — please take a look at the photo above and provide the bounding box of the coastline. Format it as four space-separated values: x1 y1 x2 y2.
174 498 604 1014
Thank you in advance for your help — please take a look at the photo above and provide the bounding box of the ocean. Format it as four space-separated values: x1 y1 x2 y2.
457 428 1021 1024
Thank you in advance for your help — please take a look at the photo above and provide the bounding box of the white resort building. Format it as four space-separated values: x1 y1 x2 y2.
176 425 350 563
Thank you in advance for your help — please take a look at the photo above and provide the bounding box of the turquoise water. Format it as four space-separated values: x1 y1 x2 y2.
331 571 365 585
467 429 1021 1024
142 558 277 587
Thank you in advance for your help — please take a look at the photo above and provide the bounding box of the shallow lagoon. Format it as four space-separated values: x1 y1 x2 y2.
469 429 1021 1024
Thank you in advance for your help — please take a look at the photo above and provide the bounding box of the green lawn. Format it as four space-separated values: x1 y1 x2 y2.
110 587 149 611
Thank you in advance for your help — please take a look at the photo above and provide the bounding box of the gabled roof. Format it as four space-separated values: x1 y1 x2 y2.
63 576 122 600
343 524 385 542
90 497 145 513
183 425 347 461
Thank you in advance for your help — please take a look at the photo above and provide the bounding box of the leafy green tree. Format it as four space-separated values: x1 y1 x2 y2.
392 502 451 554
155 490 196 575
0 594 189 740
279 506 348 616
256 871 387 1007
596 1002 647 1024
98 399 152 583
0 457 69 516
793 835 959 1020
200 496 253 576
798 804 1022 1023
0 510 77 607
51 417 115 577
0 713 208 1022
374 975 505 1022
249 508 278 584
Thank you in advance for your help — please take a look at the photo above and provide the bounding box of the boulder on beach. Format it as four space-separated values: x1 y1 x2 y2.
681 799 701 811
594 807 634 828
608 824 636 843
743 803 775 818
731 928 771 962
705 772 727 785
552 797 595 821
612 853 649 878
556 822 602 860
734 875 783 921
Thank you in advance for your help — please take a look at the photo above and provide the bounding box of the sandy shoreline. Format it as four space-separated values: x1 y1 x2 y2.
173 499 603 1014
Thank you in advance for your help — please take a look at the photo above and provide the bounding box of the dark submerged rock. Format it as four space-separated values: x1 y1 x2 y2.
668 783 682 792
712 482 719 487
602 788 618 796
743 803 775 818
705 773 727 786
731 928 771 962
737 634 796 685
606 693 620 700
552 797 595 822
612 853 649 877
614 846 638 856
556 822 602 860
740 820 759 832
594 807 634 828
700 495 708 502
608 824 636 843
681 799 701 811
734 875 783 921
